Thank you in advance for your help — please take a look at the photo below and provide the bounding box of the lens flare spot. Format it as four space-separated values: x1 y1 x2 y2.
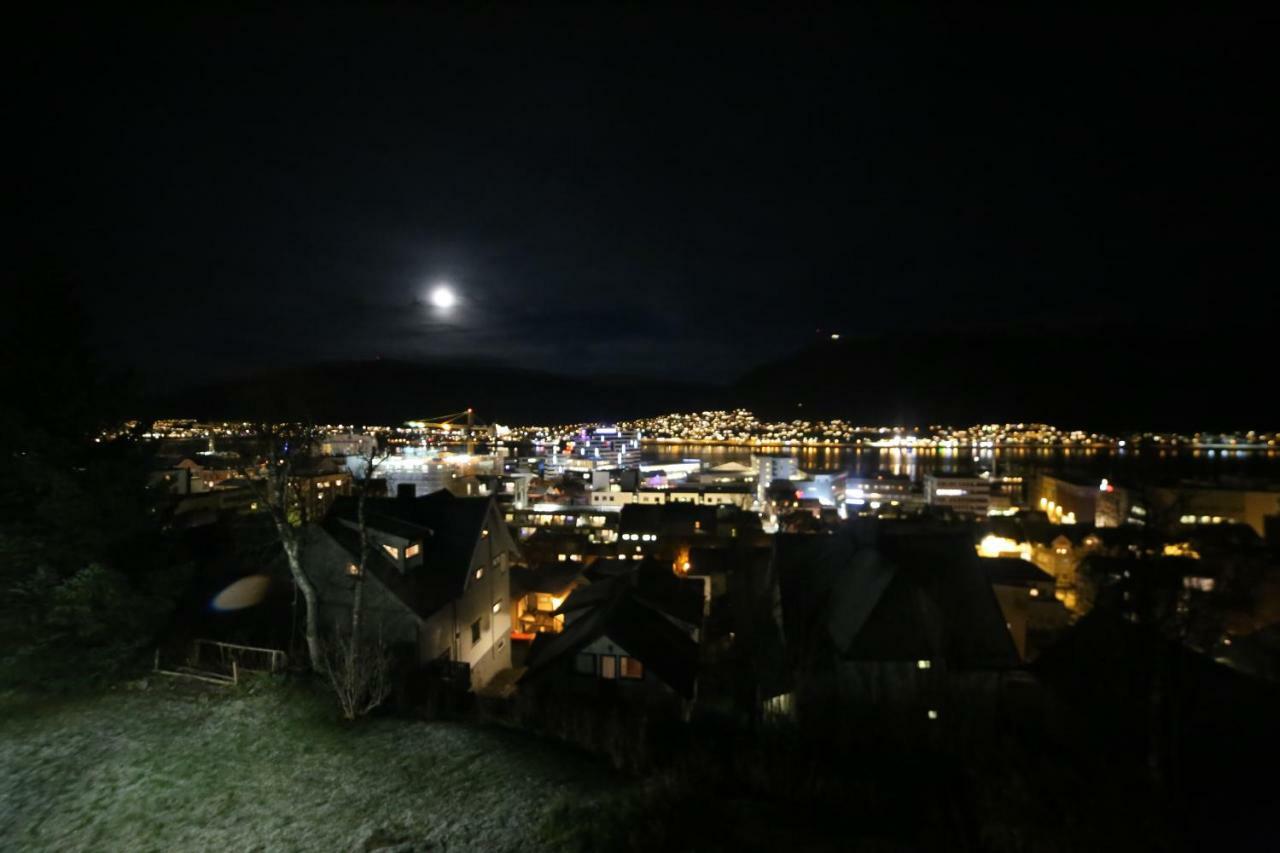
211 574 271 612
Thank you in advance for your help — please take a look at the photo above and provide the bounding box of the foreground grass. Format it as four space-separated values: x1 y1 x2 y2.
0 681 618 852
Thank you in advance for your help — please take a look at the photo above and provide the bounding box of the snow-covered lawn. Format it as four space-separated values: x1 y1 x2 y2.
0 684 617 852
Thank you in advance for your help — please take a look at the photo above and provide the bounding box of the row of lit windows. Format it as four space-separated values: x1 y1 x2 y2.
1179 514 1233 525
621 533 656 541
574 652 643 680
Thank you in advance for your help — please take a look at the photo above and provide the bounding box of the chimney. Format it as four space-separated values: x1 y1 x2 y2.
397 483 416 501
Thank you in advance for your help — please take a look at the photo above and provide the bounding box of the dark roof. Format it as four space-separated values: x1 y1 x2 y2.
584 558 635 582
558 558 705 629
319 490 491 619
512 563 583 595
555 572 631 614
619 504 663 532
525 583 700 698
360 511 432 542
774 527 1018 669
981 557 1054 585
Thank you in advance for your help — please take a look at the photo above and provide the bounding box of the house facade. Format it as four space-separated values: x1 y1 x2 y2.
303 490 521 690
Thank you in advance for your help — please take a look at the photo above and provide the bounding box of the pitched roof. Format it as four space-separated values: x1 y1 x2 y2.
981 557 1054 585
319 490 491 620
706 461 754 473
525 582 699 698
512 563 583 595
773 527 1018 669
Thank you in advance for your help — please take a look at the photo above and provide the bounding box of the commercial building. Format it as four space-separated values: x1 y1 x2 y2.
754 454 798 502
923 475 991 516
1031 473 1098 525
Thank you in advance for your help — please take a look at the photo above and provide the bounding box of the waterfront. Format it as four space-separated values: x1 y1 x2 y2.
643 443 1280 486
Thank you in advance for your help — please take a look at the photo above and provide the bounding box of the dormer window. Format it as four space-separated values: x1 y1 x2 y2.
382 544 400 560
405 542 421 559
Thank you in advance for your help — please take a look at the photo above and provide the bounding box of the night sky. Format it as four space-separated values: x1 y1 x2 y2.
18 6 1278 389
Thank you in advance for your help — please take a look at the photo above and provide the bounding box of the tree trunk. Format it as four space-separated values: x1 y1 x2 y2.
280 526 323 671
352 487 368 643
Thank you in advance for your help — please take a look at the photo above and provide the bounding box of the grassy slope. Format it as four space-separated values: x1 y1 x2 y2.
0 683 617 853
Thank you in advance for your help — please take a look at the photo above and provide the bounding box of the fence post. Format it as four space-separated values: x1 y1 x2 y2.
154 648 159 672
232 660 239 685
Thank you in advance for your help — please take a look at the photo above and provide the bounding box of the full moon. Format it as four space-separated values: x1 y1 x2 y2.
429 285 457 309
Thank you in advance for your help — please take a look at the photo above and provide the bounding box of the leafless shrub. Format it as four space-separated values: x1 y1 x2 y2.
321 630 394 721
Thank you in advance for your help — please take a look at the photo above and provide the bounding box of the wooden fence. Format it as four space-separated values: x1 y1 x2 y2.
153 640 289 687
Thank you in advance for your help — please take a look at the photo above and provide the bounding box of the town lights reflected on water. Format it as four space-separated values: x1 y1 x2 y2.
210 574 272 611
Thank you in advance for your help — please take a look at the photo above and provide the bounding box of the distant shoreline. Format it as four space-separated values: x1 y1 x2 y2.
640 439 1276 451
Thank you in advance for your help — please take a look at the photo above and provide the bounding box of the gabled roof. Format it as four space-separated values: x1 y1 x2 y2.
982 557 1054 585
773 527 1018 669
525 582 699 698
706 461 754 473
318 491 492 620
358 511 432 543
512 563 583 595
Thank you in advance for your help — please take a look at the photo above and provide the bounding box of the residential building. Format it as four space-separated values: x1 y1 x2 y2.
981 557 1068 661
768 521 1019 736
521 569 702 712
302 490 521 690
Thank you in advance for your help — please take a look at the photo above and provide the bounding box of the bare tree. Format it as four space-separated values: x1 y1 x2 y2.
349 438 390 644
321 628 395 721
239 423 324 671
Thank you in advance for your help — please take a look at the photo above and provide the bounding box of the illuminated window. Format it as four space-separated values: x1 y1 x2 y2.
471 619 482 644
475 567 484 580
492 599 503 614
927 709 939 720
1029 588 1040 597
600 655 617 679
405 543 421 558
916 660 931 670
620 657 644 679
346 563 360 576
382 544 400 559
574 653 595 675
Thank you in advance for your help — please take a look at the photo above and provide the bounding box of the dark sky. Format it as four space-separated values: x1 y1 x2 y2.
19 5 1278 388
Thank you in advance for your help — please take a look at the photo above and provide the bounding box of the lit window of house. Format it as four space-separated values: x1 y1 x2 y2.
405 543 421 559
346 563 360 576
1029 588 1040 597
599 655 617 679
916 660 931 670
492 599 503 614
619 657 643 679
927 709 939 720
475 567 484 580
382 544 400 559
